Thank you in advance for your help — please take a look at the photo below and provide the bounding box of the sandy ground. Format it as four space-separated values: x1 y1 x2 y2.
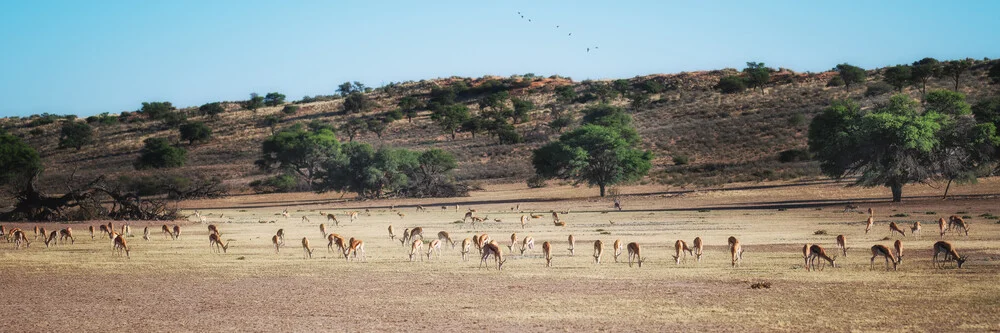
2 178 1000 331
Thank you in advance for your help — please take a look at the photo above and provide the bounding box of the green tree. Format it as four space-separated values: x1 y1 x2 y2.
581 104 640 144
511 98 534 123
883 65 912 92
495 122 523 145
340 117 367 142
316 143 418 198
337 82 356 96
942 59 973 91
58 121 93 150
808 96 943 202
612 79 631 96
973 96 1000 130
925 90 971 116
715 76 746 94
826 76 845 87
179 121 212 145
256 124 340 187
743 62 771 94
366 118 388 139
281 105 300 115
549 115 573 133
260 115 282 134
199 102 225 118
461 116 487 139
244 93 265 117
835 63 867 90
532 125 653 197
934 113 999 198
343 92 372 114
0 132 43 190
134 138 187 170
911 57 941 96
398 96 423 122
989 61 1000 85
588 83 617 103
555 85 577 104
264 92 286 107
629 92 652 110
430 104 470 140
139 102 175 120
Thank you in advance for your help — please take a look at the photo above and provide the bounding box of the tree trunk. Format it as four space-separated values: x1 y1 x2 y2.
942 178 953 199
890 184 903 202
599 184 606 197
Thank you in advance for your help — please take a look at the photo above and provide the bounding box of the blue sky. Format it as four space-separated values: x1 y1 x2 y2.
1 0 997 117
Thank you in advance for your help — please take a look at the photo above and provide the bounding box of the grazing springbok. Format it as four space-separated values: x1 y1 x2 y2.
692 237 704 262
808 244 836 270
932 241 967 268
520 236 535 255
319 224 327 239
113 234 129 257
160 225 171 239
520 215 528 229
388 225 396 241
89 225 95 239
673 239 693 264
142 226 150 241
802 244 812 271
327 214 339 226
613 239 623 263
400 228 411 246
409 239 424 262
593 240 604 264
507 233 518 252
949 216 969 236
870 244 898 271
210 233 231 253
894 240 903 263
480 242 506 270
836 235 848 257
461 238 472 261
172 225 181 240
301 237 314 259
327 233 346 253
44 230 57 247
865 217 874 234
59 228 74 244
344 238 365 261
888 222 906 237
729 236 743 267
437 231 455 249
426 239 442 260
910 222 921 238
939 217 948 237
542 241 553 267
627 242 643 268
567 235 575 255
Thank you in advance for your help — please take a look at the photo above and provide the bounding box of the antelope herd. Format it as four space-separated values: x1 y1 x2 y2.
0 206 982 275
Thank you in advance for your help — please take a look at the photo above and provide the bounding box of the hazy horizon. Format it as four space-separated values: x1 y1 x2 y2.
2 0 998 117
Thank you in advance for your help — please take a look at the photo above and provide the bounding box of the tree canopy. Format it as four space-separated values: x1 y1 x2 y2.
743 62 770 93
716 76 746 94
134 138 187 170
179 121 212 145
0 132 43 190
244 93 265 115
264 92 286 107
315 144 461 198
835 63 866 90
533 124 652 197
58 121 94 150
911 57 941 96
942 59 973 91
256 124 340 186
199 102 225 118
883 65 912 92
139 102 176 120
430 104 470 140
343 92 373 114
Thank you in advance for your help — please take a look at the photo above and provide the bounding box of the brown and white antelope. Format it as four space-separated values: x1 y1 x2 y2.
272 235 281 253
910 221 921 238
894 240 903 263
344 238 365 261
836 235 848 257
802 244 812 271
480 242 506 270
172 225 181 240
507 232 518 252
113 234 129 257
59 228 74 244
865 217 874 234
13 230 29 249
409 239 424 261
613 239 623 263
673 239 693 264
160 225 171 239
426 239 442 260
349 211 359 223
327 214 339 226
142 226 150 241
542 241 553 267
207 224 220 237
89 225 96 239
461 238 472 261
889 222 906 237
520 215 528 229
301 215 311 223
37 227 46 241
44 230 57 247
932 241 967 268
938 217 948 237
328 233 345 253
400 228 411 246
567 235 575 255
301 237 314 259
949 215 969 236
438 231 455 249
477 233 491 254
275 229 285 245
593 240 604 264
692 237 703 262
388 225 396 241
210 233 231 253
520 236 535 255
729 237 743 267
627 242 644 268
870 244 898 271
463 211 474 222
408 227 425 243
319 223 328 239
808 244 836 270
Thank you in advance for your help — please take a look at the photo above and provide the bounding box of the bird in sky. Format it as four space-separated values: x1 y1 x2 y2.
568 33 572 36
587 48 590 52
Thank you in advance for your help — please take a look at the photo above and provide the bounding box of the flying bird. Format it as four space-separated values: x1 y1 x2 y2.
587 48 590 52
568 33 572 36
556 25 559 28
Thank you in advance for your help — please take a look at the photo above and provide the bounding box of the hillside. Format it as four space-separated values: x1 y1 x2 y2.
2 60 998 195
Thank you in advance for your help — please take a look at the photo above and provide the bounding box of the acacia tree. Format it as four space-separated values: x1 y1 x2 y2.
256 124 340 187
743 62 770 94
808 96 943 202
990 62 1000 85
835 63 866 91
264 92 286 107
59 121 94 150
199 102 225 118
532 105 652 197
942 59 973 91
0 132 43 192
179 121 212 145
883 65 912 92
431 104 470 140
244 93 265 117
911 57 941 96
398 96 422 122
134 138 187 170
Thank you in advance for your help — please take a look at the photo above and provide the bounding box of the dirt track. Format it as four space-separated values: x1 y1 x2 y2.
3 179 1000 331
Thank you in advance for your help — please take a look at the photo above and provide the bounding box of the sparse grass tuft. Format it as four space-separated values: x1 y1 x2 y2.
698 209 711 213
750 281 772 289
891 213 909 217
980 213 998 219
925 211 936 215
813 230 827 235
599 231 611 235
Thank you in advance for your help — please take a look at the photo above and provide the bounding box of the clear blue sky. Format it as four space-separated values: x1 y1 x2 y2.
1 0 998 117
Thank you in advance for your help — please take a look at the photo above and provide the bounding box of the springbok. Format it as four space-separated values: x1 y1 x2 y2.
627 242 644 268
808 244 836 270
729 236 743 267
301 237 314 259
870 244 898 271
388 225 396 241
519 236 535 255
437 231 455 249
692 237 704 262
59 228 74 244
932 241 967 268
426 239 442 260
613 239 623 263
910 222 921 238
210 233 231 253
567 235 575 255
507 233 518 252
479 242 506 270
409 239 424 262
836 235 848 257
894 240 903 263
888 222 906 237
461 238 472 261
673 239 693 264
113 234 129 257
938 217 947 237
542 241 553 267
593 240 604 264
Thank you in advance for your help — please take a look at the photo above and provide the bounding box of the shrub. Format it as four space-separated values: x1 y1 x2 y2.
826 76 844 87
58 121 94 150
716 76 746 94
864 82 894 97
778 149 810 163
139 102 175 120
526 175 548 188
134 138 187 170
249 174 301 193
179 121 212 145
86 112 119 125
281 105 300 115
672 155 691 165
199 102 225 118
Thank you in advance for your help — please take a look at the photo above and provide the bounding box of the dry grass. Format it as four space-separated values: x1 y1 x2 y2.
2 179 999 331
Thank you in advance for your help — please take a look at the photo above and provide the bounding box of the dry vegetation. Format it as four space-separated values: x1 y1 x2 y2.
2 179 999 331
